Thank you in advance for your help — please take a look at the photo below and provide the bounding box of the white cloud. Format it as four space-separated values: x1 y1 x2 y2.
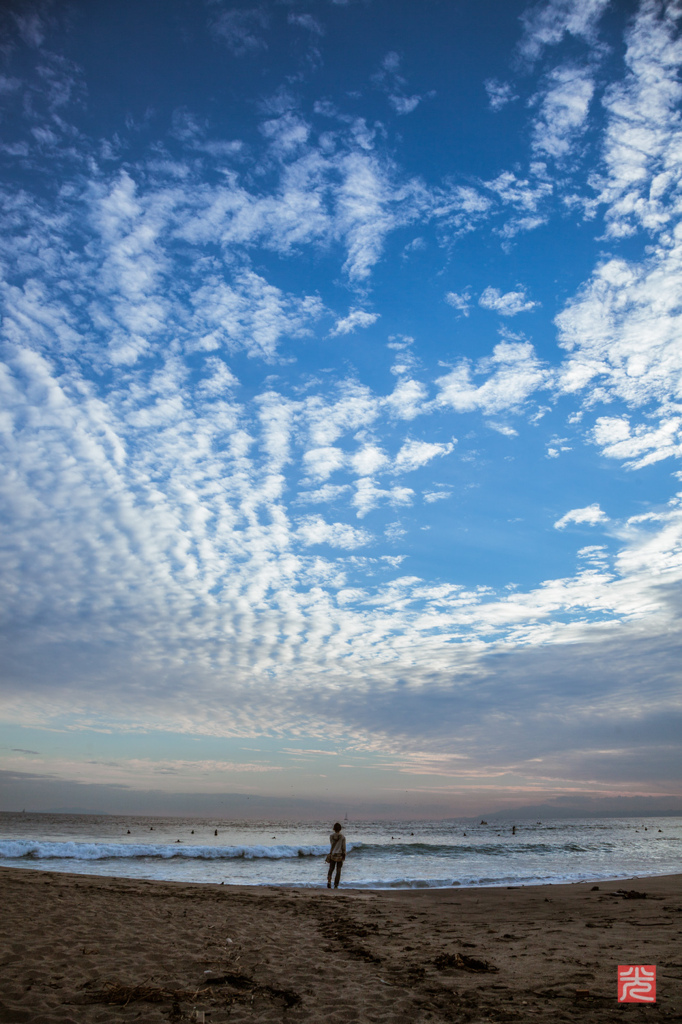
402 236 426 257
387 334 414 351
596 1 682 239
548 5 682 475
435 341 549 415
445 290 471 316
479 286 538 316
546 435 572 459
453 187 488 214
373 50 424 117
189 272 324 360
330 308 379 336
484 170 553 214
304 382 380 446
486 422 518 437
302 446 346 480
389 348 417 377
430 171 551 243
335 151 403 281
295 483 350 505
389 94 421 115
393 439 455 473
577 544 609 568
423 491 451 503
352 478 414 518
383 379 428 420
532 65 595 159
260 111 310 157
297 516 371 549
554 503 609 529
592 415 682 469
197 357 239 397
120 112 436 291
497 214 548 240
519 0 610 62
350 444 388 477
556 249 682 412
380 51 401 72
381 554 406 567
485 79 517 111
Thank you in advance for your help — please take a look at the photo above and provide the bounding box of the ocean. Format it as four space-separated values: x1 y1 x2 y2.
0 813 680 889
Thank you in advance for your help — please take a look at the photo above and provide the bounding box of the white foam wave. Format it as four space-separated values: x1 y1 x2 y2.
0 840 341 861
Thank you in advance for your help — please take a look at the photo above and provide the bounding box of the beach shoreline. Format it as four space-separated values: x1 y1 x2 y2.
1 867 679 1023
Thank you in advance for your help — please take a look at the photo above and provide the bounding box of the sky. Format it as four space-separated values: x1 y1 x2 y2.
1 0 681 820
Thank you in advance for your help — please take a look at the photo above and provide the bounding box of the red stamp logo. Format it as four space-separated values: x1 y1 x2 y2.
618 965 656 1002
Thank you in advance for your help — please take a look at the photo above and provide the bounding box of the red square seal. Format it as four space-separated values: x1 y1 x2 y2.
618 965 656 1002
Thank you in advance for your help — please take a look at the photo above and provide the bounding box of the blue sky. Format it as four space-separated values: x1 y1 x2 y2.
1 0 681 819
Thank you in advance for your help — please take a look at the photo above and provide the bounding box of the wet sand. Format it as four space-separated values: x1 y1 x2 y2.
0 867 680 1023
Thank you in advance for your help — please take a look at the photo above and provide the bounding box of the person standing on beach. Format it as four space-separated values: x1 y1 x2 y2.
327 822 346 888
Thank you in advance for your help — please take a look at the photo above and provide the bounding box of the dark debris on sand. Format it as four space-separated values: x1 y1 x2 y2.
432 951 499 972
74 981 200 1006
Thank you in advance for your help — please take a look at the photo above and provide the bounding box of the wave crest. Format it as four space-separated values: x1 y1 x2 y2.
0 840 336 861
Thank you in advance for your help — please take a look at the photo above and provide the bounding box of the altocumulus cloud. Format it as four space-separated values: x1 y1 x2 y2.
0 0 681 812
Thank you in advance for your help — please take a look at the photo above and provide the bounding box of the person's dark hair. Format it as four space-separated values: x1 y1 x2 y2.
333 822 342 832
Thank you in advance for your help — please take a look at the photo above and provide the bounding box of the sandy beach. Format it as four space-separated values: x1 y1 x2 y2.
0 868 679 1023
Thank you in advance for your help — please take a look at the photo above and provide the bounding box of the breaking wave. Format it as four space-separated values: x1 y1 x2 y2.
0 838 599 863
0 840 339 861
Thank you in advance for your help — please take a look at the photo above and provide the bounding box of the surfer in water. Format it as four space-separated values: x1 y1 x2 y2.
326 822 346 889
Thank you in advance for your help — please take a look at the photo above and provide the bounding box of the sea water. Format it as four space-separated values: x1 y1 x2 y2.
0 813 679 889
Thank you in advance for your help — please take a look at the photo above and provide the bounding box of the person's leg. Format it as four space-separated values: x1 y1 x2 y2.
333 860 342 888
327 860 334 887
